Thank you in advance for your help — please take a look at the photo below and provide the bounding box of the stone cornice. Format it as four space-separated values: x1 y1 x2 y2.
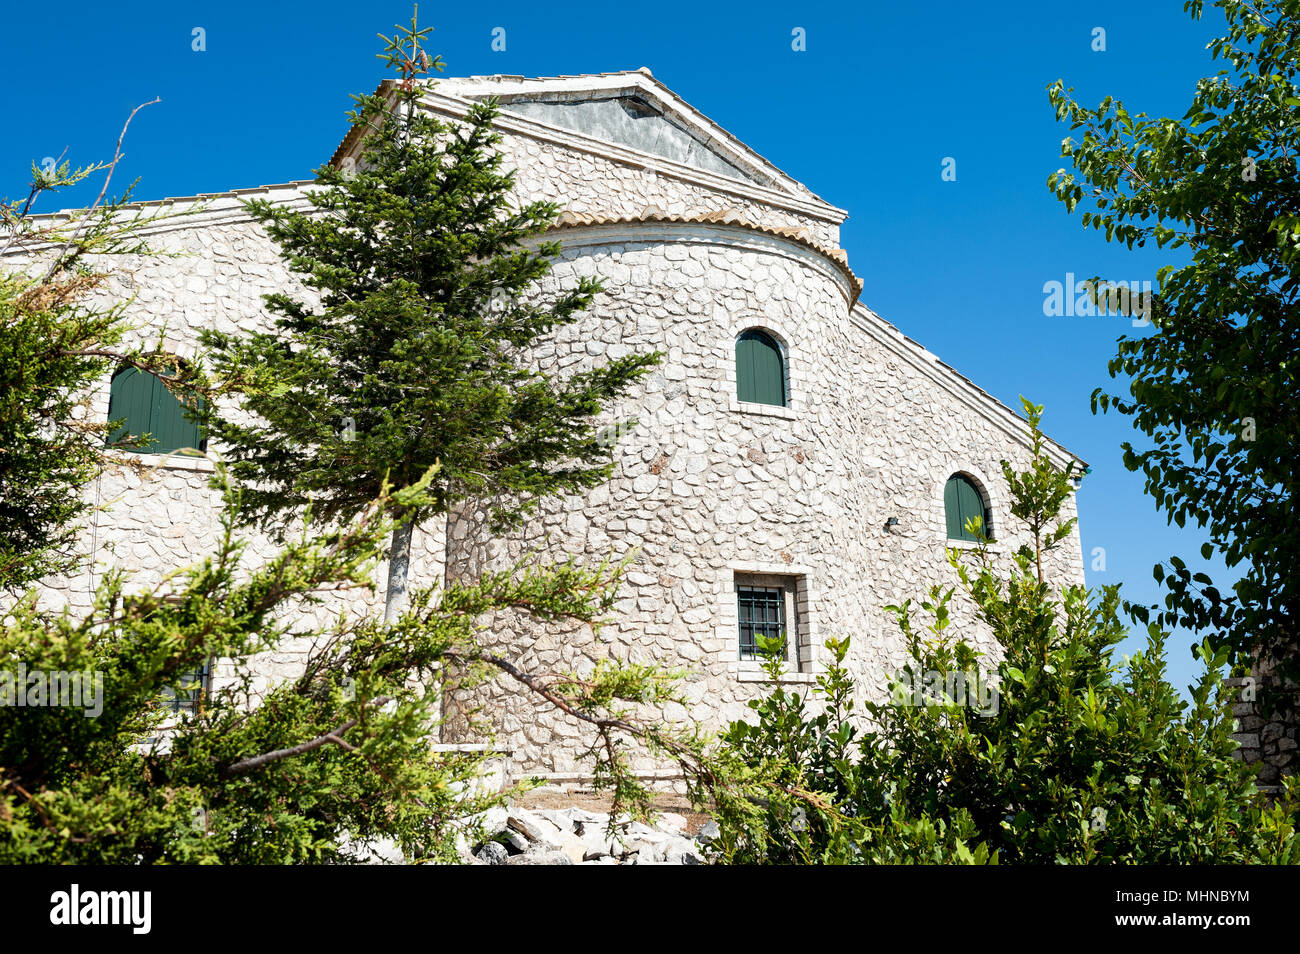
0 181 318 249
548 209 862 303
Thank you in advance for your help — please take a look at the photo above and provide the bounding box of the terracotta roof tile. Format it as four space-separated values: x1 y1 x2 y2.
551 208 861 301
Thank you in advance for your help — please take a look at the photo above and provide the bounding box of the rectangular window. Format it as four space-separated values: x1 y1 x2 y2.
738 585 786 661
163 659 210 717
735 572 805 667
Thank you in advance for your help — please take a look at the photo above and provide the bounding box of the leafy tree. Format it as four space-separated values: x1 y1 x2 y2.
201 12 659 619
713 400 1298 864
0 101 198 590
1047 0 1300 687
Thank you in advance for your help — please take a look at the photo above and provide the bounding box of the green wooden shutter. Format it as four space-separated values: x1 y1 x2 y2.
958 477 984 539
944 475 964 539
108 367 152 450
107 367 204 454
945 475 988 541
149 371 203 454
736 330 786 406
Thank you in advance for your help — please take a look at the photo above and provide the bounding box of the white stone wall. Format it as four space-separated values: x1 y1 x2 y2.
494 131 841 247
15 206 450 695
7 88 1085 778
444 224 1085 774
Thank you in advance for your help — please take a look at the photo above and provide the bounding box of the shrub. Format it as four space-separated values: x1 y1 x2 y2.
714 400 1299 864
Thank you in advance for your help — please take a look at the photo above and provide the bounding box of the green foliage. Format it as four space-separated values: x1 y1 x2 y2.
715 635 993 864
0 27 718 859
0 468 721 862
1048 0 1300 680
201 12 659 537
0 111 197 590
714 399 1299 864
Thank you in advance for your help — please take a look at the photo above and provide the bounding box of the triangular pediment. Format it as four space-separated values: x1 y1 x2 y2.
400 70 841 216
498 93 762 184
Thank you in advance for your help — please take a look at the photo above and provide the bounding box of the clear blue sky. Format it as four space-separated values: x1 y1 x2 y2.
3 1 1231 694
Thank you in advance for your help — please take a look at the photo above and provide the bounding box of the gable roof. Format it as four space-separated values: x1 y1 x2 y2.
328 69 847 225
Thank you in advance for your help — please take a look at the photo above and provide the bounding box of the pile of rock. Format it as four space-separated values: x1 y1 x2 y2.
469 806 719 865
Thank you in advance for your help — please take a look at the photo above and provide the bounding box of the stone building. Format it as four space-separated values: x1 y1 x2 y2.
20 70 1087 782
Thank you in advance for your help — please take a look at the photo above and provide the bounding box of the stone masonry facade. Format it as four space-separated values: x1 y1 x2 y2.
1227 669 1299 789
16 69 1087 781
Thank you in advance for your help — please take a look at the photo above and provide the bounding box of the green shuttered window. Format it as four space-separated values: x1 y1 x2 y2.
945 474 990 542
735 329 786 406
107 367 205 455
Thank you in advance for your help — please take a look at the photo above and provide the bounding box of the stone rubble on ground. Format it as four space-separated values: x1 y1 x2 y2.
467 807 710 865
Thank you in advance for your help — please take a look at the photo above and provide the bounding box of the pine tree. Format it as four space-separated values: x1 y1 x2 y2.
0 34 724 860
203 12 658 619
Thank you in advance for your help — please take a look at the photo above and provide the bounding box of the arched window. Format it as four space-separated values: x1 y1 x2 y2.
945 473 991 542
735 329 786 407
107 366 205 455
